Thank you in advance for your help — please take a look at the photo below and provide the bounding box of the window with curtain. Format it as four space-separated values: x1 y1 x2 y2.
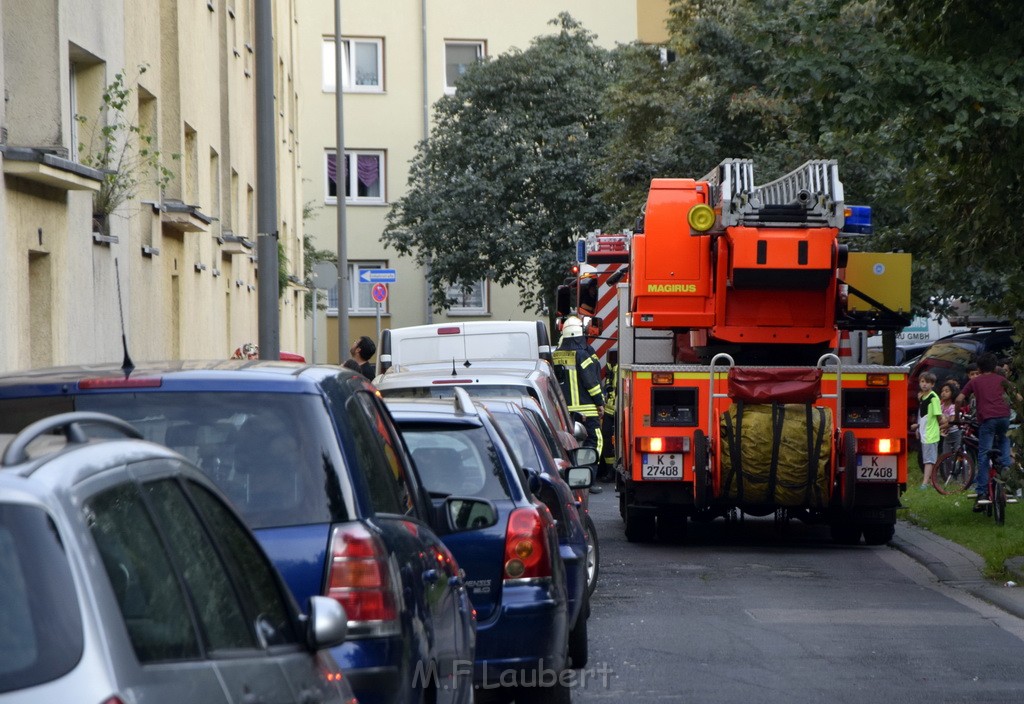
322 37 383 92
326 150 384 204
444 41 484 94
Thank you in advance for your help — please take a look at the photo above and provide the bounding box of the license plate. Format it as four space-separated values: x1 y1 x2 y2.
856 455 897 481
641 453 682 480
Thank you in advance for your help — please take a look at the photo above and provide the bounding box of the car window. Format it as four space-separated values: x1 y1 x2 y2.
0 504 84 693
522 407 567 462
186 479 298 648
87 483 202 662
142 478 257 653
490 411 540 470
918 341 977 367
401 423 512 500
72 392 347 529
345 391 415 515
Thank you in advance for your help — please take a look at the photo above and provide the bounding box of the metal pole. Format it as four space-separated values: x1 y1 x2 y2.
255 0 279 359
376 300 382 348
335 0 350 359
311 288 318 364
421 0 432 324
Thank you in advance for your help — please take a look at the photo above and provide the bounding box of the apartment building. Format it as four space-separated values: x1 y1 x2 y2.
298 0 670 364
0 0 303 373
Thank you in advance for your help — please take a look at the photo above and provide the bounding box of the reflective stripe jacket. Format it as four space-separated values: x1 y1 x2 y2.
604 361 618 415
553 337 604 416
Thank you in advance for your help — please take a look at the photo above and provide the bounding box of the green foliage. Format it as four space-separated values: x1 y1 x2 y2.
302 235 336 315
383 13 616 315
76 66 176 217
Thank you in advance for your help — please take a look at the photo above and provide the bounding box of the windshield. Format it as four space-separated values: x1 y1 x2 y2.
74 393 349 529
917 341 977 367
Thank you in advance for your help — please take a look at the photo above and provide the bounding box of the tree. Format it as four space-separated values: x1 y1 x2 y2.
383 14 616 315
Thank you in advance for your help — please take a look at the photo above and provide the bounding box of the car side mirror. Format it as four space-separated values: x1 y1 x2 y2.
563 466 593 489
305 596 348 651
522 466 543 494
444 496 499 532
573 420 588 441
570 446 598 466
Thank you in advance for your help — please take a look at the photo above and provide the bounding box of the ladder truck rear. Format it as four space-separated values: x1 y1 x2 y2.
569 160 910 545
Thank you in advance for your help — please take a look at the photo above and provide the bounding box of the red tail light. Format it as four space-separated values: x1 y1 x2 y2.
503 507 553 582
325 524 400 636
79 377 162 389
856 438 901 454
100 698 126 704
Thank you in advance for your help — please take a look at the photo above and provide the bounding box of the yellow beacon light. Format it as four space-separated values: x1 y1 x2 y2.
687 204 716 232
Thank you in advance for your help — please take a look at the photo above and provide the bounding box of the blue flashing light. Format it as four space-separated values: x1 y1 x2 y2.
576 238 586 263
844 205 873 235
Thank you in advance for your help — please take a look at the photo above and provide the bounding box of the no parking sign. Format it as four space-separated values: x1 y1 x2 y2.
371 283 388 304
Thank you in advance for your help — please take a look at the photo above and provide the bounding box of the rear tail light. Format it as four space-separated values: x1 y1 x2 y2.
437 326 462 335
79 377 162 389
638 436 687 453
325 524 400 637
100 698 126 704
503 507 553 583
857 438 900 454
651 371 674 385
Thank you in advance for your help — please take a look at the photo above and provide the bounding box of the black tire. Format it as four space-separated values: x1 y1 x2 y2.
933 452 975 494
517 681 571 704
841 430 857 510
830 520 861 545
994 482 1007 526
862 524 896 545
693 428 710 510
624 507 656 543
583 513 599 597
567 597 589 669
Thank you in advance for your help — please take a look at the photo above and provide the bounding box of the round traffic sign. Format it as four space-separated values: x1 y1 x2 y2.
371 282 388 303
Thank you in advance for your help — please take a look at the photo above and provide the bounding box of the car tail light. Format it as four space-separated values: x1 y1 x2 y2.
638 436 687 453
503 507 553 583
437 326 462 335
325 524 400 636
100 698 126 704
857 438 900 454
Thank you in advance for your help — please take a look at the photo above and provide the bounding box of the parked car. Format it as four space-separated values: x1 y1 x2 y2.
377 320 553 376
477 398 596 656
0 363 493 704
0 411 355 704
865 340 936 367
374 362 583 455
385 389 579 704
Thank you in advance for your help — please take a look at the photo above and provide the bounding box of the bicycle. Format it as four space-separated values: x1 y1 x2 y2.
976 449 1016 525
932 418 978 494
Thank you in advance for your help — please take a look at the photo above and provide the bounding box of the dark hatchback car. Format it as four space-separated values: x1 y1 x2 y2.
0 411 354 704
0 362 489 704
385 391 574 704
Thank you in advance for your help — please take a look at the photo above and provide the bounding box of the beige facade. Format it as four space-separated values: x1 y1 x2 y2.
0 0 304 374
297 1 666 364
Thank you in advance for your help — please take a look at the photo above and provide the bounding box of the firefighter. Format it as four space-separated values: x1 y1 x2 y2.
554 315 606 493
598 348 619 482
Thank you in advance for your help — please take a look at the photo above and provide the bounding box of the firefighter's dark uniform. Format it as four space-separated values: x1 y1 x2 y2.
553 335 605 461
599 352 618 481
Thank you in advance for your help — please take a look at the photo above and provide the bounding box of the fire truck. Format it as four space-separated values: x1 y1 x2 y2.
558 159 911 545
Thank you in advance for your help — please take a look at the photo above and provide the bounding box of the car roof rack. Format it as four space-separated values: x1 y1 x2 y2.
452 386 479 418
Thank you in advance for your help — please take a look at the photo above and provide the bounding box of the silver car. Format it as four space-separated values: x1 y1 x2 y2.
0 412 355 704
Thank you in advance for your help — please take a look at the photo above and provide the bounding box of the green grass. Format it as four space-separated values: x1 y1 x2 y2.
901 452 1024 579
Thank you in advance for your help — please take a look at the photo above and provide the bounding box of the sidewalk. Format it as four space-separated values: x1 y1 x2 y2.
892 519 1024 619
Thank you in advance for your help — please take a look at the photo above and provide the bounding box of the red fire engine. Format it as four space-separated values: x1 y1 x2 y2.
558 159 910 545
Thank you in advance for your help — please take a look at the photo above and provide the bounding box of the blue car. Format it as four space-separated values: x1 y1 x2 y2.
386 389 584 704
477 399 593 668
0 362 491 704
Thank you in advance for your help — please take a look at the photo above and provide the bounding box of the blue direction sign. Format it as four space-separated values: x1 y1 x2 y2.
359 268 397 284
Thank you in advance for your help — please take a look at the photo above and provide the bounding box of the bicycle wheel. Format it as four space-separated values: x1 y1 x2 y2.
933 452 974 494
993 480 1006 525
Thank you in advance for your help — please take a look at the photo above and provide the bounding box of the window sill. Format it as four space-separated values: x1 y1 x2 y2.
1 146 104 192
161 200 213 235
326 309 390 318
446 311 492 318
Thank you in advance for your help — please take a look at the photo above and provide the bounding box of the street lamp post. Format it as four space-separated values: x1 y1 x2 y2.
335 0 349 360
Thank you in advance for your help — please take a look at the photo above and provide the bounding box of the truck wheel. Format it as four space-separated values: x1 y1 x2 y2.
830 520 861 545
841 430 857 510
625 507 656 542
693 428 710 510
862 524 895 545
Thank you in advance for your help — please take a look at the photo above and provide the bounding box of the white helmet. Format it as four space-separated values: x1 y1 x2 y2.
561 316 584 339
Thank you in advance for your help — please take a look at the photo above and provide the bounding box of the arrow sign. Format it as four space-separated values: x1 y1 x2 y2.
358 268 397 284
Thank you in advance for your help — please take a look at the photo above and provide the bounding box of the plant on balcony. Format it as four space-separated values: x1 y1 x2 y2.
76 66 176 233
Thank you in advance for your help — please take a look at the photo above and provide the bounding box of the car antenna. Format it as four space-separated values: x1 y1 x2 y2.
115 258 135 376
451 357 458 377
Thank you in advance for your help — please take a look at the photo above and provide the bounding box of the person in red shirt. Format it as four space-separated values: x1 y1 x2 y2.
956 353 1022 508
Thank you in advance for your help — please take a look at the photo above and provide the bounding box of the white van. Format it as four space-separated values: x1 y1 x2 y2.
377 320 553 376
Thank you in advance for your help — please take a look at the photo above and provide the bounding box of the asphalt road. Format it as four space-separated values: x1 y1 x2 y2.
572 485 1024 703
